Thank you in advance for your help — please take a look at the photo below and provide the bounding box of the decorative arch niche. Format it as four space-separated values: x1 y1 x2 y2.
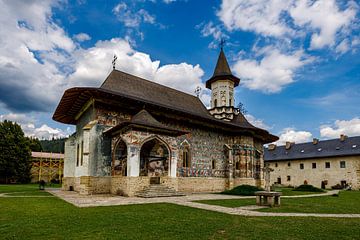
139 137 170 177
112 139 127 176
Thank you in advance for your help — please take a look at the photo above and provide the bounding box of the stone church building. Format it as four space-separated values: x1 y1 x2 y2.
53 49 278 196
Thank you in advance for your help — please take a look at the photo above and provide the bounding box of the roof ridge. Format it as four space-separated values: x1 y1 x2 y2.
273 136 360 148
105 69 200 100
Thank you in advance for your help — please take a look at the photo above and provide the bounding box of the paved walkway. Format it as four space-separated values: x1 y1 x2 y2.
46 189 360 218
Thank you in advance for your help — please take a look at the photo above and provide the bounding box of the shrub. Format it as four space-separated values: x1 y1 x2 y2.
222 184 263 196
293 184 324 192
331 184 343 190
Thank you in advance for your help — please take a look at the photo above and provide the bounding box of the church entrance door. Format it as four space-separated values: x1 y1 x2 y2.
139 138 169 178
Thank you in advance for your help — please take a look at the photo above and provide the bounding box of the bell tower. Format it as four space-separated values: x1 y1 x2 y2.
206 48 240 121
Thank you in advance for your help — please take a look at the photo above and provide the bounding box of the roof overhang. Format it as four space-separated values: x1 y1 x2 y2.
205 75 240 89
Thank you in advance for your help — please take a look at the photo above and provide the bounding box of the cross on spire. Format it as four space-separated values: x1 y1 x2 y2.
194 86 202 98
112 54 117 70
220 38 226 50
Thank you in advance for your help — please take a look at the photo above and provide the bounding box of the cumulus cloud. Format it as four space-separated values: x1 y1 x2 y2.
320 118 360 139
0 1 207 114
218 0 293 37
233 47 311 93
113 2 155 28
217 0 358 50
73 33 91 42
197 21 228 49
0 0 74 112
289 0 357 50
0 113 71 139
245 114 271 130
275 128 313 145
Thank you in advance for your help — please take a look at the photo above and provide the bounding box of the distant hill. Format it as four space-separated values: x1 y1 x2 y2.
40 138 66 153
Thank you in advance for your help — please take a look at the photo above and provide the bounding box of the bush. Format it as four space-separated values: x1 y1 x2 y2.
293 184 324 192
222 184 263 196
331 184 343 190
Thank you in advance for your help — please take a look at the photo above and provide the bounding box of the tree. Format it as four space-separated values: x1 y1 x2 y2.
27 137 43 152
0 120 31 183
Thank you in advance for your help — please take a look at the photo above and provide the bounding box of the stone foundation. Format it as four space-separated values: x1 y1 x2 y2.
62 176 263 196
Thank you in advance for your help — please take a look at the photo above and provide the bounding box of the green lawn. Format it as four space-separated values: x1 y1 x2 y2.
260 191 360 214
273 187 325 196
196 191 360 214
1 185 360 240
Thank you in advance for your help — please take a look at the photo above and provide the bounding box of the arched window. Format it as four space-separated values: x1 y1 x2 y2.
112 139 127 176
140 138 169 177
182 147 190 168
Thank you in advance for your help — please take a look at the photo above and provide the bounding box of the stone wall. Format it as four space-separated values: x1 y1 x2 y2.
178 177 227 193
268 156 360 190
111 176 178 197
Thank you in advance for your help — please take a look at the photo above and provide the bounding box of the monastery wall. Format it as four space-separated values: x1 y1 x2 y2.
268 156 360 190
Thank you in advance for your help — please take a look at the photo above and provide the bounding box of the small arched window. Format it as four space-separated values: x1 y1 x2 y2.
181 141 191 168
182 147 190 168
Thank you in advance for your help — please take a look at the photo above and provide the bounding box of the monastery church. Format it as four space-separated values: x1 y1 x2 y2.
53 49 278 196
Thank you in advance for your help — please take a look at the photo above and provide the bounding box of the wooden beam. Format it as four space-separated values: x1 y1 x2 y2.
75 98 95 121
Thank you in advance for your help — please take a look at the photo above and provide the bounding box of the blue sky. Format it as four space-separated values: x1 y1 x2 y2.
0 0 359 144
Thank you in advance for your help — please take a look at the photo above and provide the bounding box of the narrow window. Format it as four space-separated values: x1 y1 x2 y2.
275 163 278 167
287 162 291 167
236 161 240 170
182 148 190 168
340 161 346 168
229 99 232 106
277 177 281 184
80 141 84 166
76 144 80 167
325 162 330 168
312 163 316 169
214 99 217 107
287 176 291 181
300 163 304 170
212 160 216 169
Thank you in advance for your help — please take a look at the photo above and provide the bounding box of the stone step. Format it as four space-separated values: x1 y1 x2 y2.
135 185 185 198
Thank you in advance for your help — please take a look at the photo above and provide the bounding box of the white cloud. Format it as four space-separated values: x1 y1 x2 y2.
218 0 293 37
276 128 313 145
163 0 176 3
113 2 155 28
73 33 91 42
155 63 204 94
0 113 71 139
197 21 228 49
245 114 271 130
233 47 311 93
320 118 360 139
290 0 357 49
217 0 358 51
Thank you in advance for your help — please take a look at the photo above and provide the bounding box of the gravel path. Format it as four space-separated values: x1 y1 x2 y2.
46 189 360 218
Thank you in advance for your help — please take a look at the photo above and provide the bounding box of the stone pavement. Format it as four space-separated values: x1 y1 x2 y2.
47 189 360 218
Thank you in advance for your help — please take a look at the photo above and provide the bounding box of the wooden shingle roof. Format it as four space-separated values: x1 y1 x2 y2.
205 49 240 89
53 70 278 143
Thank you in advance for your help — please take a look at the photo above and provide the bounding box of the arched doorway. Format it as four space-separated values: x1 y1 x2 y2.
140 138 169 177
112 139 127 176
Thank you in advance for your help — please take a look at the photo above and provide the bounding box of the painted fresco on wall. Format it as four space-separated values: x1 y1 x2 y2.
97 109 131 126
112 140 127 176
140 139 169 177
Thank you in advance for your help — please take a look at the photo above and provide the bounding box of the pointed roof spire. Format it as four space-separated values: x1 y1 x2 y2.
213 48 233 77
205 48 240 89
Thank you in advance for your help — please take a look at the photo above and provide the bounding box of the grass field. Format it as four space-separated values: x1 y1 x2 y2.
197 191 360 214
1 185 360 240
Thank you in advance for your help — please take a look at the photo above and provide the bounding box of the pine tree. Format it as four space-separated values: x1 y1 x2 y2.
0 120 31 183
